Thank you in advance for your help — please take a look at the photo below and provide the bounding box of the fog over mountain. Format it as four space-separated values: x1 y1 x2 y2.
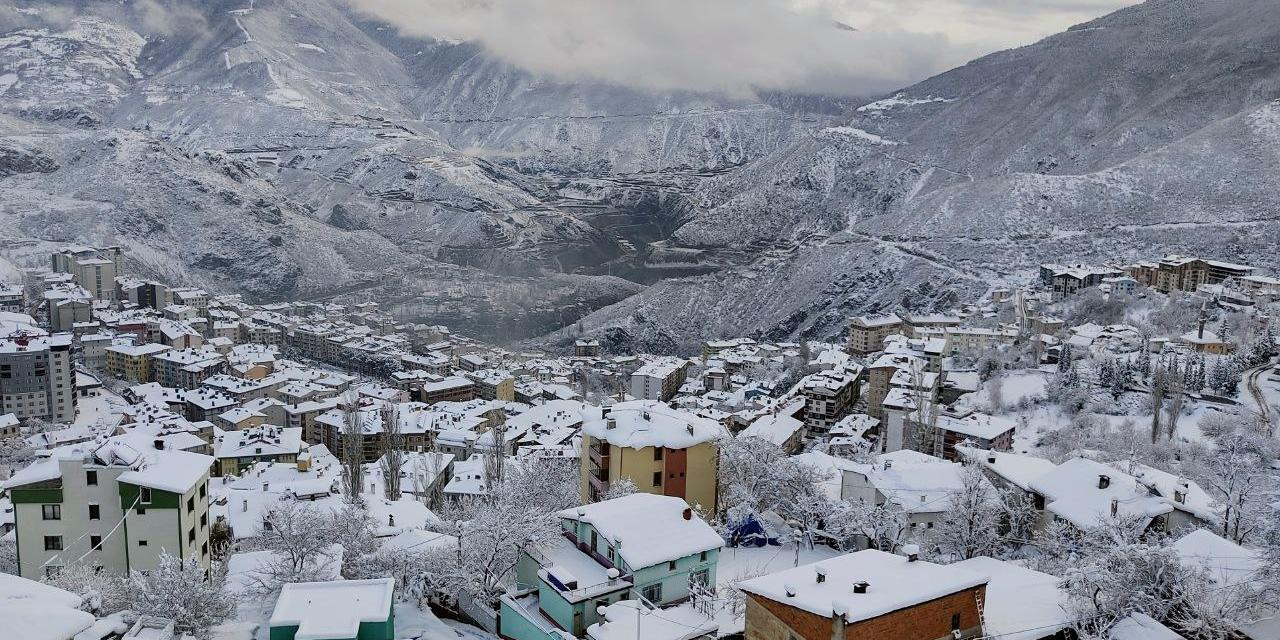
1 0 1276 351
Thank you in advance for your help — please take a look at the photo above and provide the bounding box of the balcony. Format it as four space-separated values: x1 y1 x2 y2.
587 473 610 499
588 443 610 468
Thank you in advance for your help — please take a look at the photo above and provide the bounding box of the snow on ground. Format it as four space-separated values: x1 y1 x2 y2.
959 369 1049 413
820 126 901 145
856 93 954 113
295 43 326 53
713 543 843 635
394 601 499 640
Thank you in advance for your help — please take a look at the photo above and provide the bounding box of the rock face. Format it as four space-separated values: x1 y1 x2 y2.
2 0 1277 351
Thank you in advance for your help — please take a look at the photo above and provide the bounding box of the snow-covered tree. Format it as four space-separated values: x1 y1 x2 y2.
339 393 365 505
931 466 1002 560
43 563 128 615
0 436 35 479
1195 413 1279 543
378 402 405 500
0 537 16 575
128 554 236 634
718 435 822 518
244 500 347 593
601 477 639 501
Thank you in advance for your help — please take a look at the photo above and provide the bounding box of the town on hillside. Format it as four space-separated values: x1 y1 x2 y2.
1 246 1279 640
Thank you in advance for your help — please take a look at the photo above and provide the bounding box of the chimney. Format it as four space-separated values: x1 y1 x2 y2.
903 544 920 562
389 514 395 526
1110 498 1119 517
852 581 870 594
1098 474 1111 490
987 453 997 464
1198 317 1205 340
1174 490 1186 504
815 565 827 584
784 583 797 598
153 439 164 450
242 498 248 512
682 507 693 521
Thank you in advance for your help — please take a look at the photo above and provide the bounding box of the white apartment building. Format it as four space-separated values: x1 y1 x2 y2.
2 439 213 578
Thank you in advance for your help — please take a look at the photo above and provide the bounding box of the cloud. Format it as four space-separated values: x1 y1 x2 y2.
346 0 960 98
346 0 1137 97
0 0 207 37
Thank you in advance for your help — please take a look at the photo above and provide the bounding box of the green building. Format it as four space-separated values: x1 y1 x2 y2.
269 578 395 640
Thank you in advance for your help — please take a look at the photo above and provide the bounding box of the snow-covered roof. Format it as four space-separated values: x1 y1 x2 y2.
116 446 213 494
868 452 976 514
1171 529 1261 588
740 411 804 447
1028 458 1172 529
1127 463 1216 522
950 557 1071 640
0 573 95 640
587 601 716 640
958 447 1055 492
270 578 394 639
215 426 303 459
737 549 988 622
556 493 722 569
584 400 725 450
1110 613 1184 640
935 411 1016 441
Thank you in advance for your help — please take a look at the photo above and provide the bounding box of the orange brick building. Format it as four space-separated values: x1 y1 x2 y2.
739 548 988 640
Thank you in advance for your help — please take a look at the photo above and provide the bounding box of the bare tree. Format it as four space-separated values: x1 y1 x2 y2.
1149 365 1166 444
482 411 506 494
1162 364 1185 441
378 402 405 500
340 392 365 505
906 361 941 456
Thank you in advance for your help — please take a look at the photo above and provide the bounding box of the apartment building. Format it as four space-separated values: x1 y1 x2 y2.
151 348 227 390
51 246 123 302
800 366 862 438
499 493 722 640
1127 255 1255 293
105 342 172 383
1038 264 1123 299
629 358 689 401
581 401 723 513
0 333 76 423
2 439 213 578
846 314 903 355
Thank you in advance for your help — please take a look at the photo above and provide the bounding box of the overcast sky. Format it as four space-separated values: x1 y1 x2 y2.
349 0 1139 97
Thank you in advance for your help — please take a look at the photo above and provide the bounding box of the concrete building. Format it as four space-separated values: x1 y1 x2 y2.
0 333 76 423
846 314 903 355
1127 255 1255 293
1039 264 1123 299
629 359 689 402
581 401 723 513
2 439 212 578
499 493 722 640
800 366 862 439
51 246 123 302
105 343 172 383
269 578 395 640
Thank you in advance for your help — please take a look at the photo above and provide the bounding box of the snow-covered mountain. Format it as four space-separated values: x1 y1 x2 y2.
2 0 1277 350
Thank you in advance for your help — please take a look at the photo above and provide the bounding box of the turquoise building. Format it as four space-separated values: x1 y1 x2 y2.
499 494 723 640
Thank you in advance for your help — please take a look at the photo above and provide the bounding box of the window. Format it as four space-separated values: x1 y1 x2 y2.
187 497 195 513
668 560 677 571
640 583 662 604
653 448 663 461
202 542 209 557
699 551 708 562
652 471 661 487
139 487 152 504
137 507 146 516
86 470 98 486
951 613 961 631
200 513 207 527
90 535 103 550
199 483 207 499
138 540 148 547
44 536 63 551
42 504 61 520
690 568 710 588
188 528 196 543
88 504 100 520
